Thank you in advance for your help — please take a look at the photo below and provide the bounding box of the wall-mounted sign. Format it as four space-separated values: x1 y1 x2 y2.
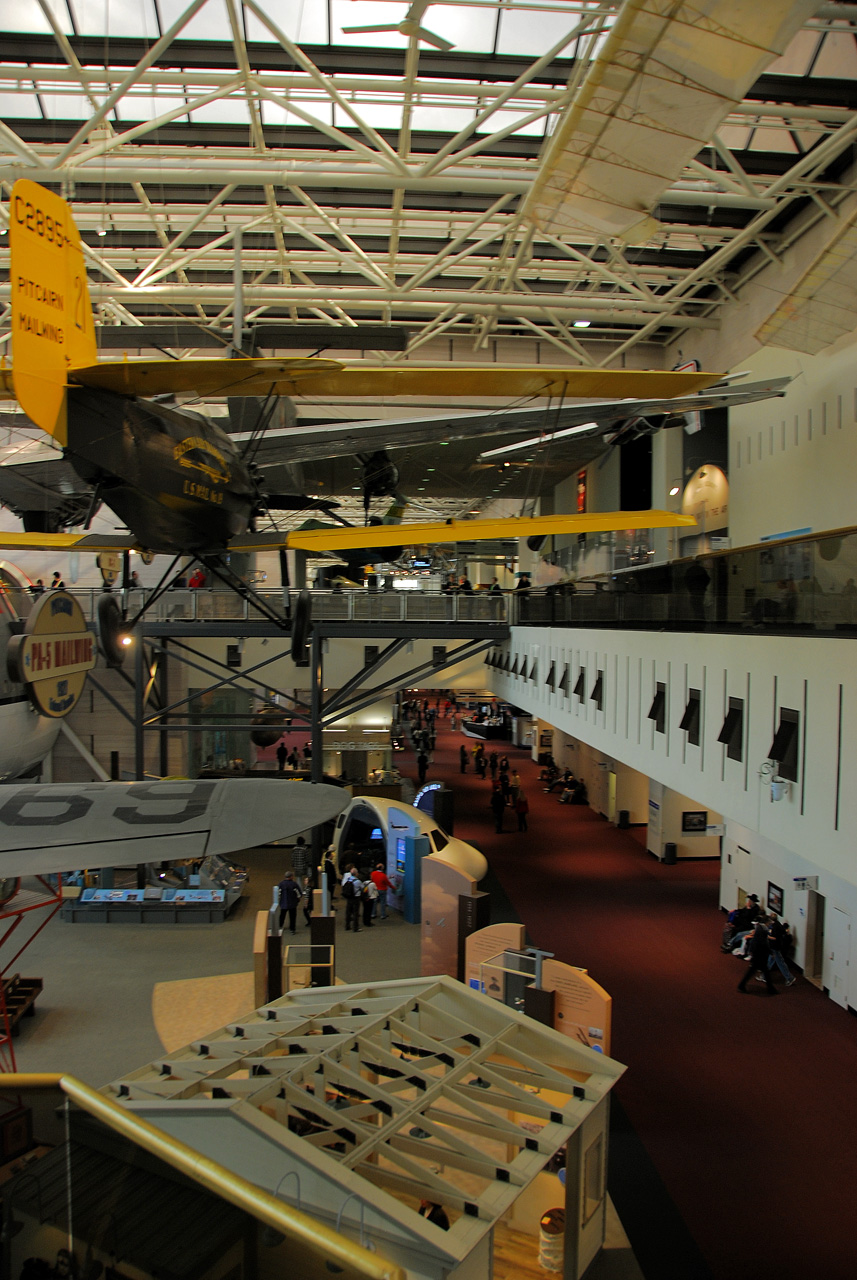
8 590 96 717
793 876 818 892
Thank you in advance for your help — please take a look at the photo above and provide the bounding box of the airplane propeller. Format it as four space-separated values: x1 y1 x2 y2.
342 1 454 51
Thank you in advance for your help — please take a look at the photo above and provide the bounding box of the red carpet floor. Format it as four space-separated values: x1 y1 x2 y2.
412 714 857 1280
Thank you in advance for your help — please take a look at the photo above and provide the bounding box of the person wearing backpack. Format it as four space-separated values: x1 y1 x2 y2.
362 876 378 928
340 864 363 932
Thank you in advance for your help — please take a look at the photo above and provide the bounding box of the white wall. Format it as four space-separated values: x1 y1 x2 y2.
488 625 857 1005
726 340 857 546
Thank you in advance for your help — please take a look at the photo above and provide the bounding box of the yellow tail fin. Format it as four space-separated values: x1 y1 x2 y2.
10 178 96 445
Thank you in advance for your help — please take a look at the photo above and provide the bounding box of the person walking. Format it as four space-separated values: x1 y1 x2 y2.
323 847 338 902
460 744 468 773
417 751 429 785
340 865 363 932
489 751 498 780
276 741 287 773
764 914 796 986
302 879 314 928
515 791 529 831
509 770 521 805
490 784 506 833
738 922 778 994
291 835 310 891
277 870 302 934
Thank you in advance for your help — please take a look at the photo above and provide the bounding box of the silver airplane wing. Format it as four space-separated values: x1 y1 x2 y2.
477 377 793 462
0 778 346 878
229 376 791 465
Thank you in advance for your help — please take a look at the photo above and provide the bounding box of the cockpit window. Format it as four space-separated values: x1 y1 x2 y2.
430 829 448 852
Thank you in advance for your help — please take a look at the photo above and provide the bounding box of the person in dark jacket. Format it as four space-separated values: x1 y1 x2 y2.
738 923 777 994
490 784 506 833
277 871 302 934
460 744 468 773
723 893 761 952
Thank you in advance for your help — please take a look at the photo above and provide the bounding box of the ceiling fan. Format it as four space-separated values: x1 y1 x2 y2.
342 1 455 52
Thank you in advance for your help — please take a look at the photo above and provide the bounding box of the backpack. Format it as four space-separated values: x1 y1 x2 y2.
341 877 357 899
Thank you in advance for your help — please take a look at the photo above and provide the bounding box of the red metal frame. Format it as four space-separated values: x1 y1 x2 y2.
0 876 63 1071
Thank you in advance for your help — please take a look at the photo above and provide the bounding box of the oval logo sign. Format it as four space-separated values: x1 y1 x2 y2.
7 590 97 718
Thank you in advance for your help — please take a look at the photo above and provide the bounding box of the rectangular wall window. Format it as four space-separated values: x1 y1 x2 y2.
679 688 701 746
770 707 799 782
717 697 744 762
648 682 666 734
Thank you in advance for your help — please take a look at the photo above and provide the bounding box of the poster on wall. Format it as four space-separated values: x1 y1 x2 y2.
767 882 784 915
542 959 612 1055
682 810 708 834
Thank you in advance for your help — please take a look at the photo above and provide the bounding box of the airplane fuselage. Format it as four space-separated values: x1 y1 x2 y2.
66 387 257 555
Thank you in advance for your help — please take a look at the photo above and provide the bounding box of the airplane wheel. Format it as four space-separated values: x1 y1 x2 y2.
97 593 127 667
290 589 312 665
0 878 20 908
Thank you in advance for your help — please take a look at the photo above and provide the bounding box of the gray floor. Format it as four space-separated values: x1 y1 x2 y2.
8 843 642 1280
9 843 421 1086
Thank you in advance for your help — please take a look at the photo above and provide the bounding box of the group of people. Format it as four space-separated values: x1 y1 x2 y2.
277 837 394 935
543 764 588 805
456 743 529 832
275 740 312 772
721 893 796 994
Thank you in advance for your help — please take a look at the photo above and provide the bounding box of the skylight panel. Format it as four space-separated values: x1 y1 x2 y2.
37 91 108 120
496 1 584 58
749 122 799 153
765 28 819 77
192 95 253 124
69 0 159 38
474 107 547 138
716 124 752 151
157 0 233 41
245 1 328 44
4 0 72 34
410 104 477 133
0 92 43 119
262 100 334 128
333 102 403 131
811 29 857 78
114 91 188 121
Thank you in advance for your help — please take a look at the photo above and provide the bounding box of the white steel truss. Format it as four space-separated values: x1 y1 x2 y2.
0 0 856 364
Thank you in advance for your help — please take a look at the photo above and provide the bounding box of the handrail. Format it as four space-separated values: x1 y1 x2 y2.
0 1074 404 1280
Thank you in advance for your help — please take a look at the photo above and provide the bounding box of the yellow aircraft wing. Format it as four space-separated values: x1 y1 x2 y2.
66 360 722 401
69 357 343 397
0 510 694 558
279 509 695 554
0 531 142 552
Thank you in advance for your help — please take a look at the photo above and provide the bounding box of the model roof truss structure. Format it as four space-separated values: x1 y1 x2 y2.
108 976 624 1259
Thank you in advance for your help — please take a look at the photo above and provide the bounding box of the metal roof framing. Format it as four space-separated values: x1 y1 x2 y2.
1 3 856 364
